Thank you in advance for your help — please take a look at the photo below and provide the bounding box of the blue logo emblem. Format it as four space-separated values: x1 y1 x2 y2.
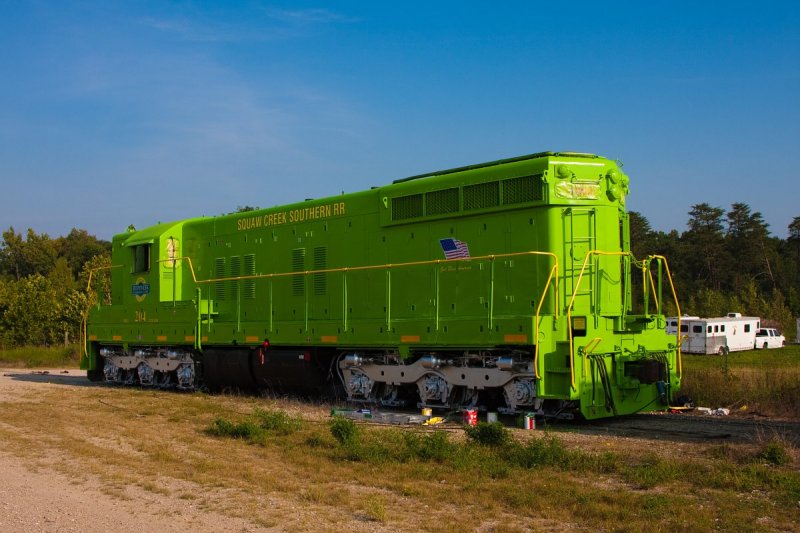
132 279 151 301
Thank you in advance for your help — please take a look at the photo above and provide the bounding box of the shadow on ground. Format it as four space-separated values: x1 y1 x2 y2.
3 369 101 388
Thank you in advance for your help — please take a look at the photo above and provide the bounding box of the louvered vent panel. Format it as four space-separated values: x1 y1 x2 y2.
425 188 459 216
313 246 328 296
214 258 226 301
243 254 256 299
292 248 305 296
229 256 241 300
464 182 500 210
392 194 423 220
503 175 543 204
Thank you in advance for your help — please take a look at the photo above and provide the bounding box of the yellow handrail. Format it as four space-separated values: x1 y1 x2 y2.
581 337 603 376
160 250 559 378
646 267 659 311
651 255 682 378
533 262 559 379
163 250 557 287
565 251 628 389
565 251 682 389
81 264 123 359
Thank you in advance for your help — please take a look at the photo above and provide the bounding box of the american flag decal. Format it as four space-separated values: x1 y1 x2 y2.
439 238 470 259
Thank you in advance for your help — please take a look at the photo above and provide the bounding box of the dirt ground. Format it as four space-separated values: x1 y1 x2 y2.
0 450 264 532
0 369 269 533
0 368 796 532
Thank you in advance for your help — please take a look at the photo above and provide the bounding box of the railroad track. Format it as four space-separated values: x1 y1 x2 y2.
8 370 799 446
551 412 800 445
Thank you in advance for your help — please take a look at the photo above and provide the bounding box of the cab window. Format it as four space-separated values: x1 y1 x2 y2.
132 244 151 273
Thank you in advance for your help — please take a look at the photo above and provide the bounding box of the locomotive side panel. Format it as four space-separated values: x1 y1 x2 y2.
83 151 681 419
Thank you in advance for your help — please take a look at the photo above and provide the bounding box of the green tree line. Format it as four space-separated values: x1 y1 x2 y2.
0 202 798 348
0 228 110 348
631 203 799 338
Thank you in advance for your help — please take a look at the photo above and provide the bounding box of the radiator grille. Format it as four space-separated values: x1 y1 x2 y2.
292 248 305 296
214 258 225 301
464 182 500 210
392 194 423 220
313 246 327 296
229 256 241 300
503 175 543 204
425 188 459 216
243 254 255 299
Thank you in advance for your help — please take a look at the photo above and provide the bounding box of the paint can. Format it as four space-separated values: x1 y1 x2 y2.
462 409 478 426
421 407 433 417
486 412 498 423
523 413 536 430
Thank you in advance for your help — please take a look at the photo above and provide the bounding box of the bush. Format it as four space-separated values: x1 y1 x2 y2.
759 440 791 466
254 408 302 435
464 422 510 447
506 434 570 468
330 416 359 445
207 418 262 441
207 408 303 444
403 431 454 462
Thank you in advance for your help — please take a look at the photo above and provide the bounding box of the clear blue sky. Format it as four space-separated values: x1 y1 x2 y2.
1 1 798 240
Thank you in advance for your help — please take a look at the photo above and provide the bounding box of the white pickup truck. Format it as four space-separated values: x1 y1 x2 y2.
754 328 786 349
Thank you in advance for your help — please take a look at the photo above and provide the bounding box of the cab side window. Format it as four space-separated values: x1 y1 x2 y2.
132 244 151 273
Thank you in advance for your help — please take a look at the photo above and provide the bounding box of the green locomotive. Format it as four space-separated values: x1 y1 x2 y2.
82 151 681 419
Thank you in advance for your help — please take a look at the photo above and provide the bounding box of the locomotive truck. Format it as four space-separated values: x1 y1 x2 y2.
82 151 682 420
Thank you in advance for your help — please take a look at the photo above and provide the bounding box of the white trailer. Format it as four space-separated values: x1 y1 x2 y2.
666 313 760 355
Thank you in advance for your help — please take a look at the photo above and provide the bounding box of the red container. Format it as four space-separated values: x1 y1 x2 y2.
462 409 478 426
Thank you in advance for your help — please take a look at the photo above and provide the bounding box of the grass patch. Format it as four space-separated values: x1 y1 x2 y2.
2 379 799 532
364 494 387 522
681 346 800 418
465 421 511 446
207 408 304 445
0 345 81 368
329 416 358 445
206 411 797 508
759 439 792 466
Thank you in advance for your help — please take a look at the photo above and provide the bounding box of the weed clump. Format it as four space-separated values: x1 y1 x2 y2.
329 416 359 445
207 418 263 441
364 495 387 522
403 431 454 462
206 408 303 444
464 422 510 446
254 408 302 435
506 434 571 468
759 440 791 466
